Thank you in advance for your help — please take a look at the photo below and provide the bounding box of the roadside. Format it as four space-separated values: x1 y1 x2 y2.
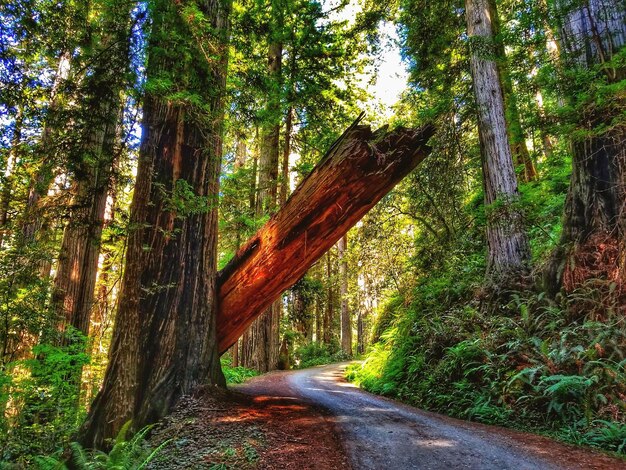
147 385 350 469
148 363 624 469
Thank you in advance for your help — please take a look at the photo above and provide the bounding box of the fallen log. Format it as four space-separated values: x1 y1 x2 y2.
217 117 434 353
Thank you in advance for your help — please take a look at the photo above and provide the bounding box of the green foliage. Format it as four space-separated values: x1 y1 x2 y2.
220 356 259 384
32 424 166 470
349 283 626 453
1 328 92 465
294 341 349 369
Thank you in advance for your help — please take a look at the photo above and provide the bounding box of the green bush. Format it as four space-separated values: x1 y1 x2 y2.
220 357 259 384
348 286 626 452
294 341 350 369
1 328 91 465
32 423 166 470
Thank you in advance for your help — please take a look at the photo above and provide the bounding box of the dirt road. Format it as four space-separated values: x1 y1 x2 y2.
236 363 624 470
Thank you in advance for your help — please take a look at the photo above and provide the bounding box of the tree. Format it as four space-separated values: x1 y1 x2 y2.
52 0 133 340
544 0 625 295
81 0 232 448
216 122 434 352
465 0 531 278
241 0 285 372
338 234 351 355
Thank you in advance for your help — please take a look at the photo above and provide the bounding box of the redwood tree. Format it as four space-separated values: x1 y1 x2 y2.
544 0 625 295
81 0 231 448
52 0 132 339
465 0 531 278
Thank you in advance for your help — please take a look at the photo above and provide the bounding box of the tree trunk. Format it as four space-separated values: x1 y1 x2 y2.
81 0 231 448
489 0 537 182
280 106 293 206
465 0 531 279
357 310 364 355
324 251 334 345
242 30 284 372
21 52 72 245
545 0 626 296
52 0 131 349
338 234 351 355
216 122 433 353
315 295 321 343
0 108 22 247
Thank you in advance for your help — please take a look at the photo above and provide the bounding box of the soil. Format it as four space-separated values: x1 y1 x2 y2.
149 363 625 470
147 384 349 469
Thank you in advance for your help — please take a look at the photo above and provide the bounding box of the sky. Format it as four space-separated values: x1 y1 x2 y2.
369 21 409 111
324 0 409 115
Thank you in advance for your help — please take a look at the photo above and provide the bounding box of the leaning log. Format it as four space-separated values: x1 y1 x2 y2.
217 119 434 353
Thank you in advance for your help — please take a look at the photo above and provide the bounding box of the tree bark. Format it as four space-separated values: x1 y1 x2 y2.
338 234 351 355
545 0 626 296
21 51 71 245
280 106 293 206
52 0 132 353
216 121 433 353
465 0 531 278
242 24 284 372
0 108 22 248
81 0 231 448
324 250 334 345
357 310 364 355
489 0 537 182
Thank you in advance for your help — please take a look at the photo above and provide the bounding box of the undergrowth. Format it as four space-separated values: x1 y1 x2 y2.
348 278 626 455
294 341 351 369
220 357 259 384
347 163 626 455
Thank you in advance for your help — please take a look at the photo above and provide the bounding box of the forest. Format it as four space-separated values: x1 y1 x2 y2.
0 0 625 467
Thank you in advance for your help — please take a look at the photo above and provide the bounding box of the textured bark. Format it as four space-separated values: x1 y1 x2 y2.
545 0 626 295
242 31 284 372
53 0 131 347
280 106 293 206
489 0 537 182
324 251 334 345
357 310 365 355
0 108 22 247
21 52 71 244
338 234 351 356
81 0 231 448
465 0 531 277
216 122 433 353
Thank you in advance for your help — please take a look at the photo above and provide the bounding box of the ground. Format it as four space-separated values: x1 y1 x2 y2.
147 385 349 469
148 364 625 469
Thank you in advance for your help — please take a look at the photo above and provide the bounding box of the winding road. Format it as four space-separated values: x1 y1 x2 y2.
236 363 624 470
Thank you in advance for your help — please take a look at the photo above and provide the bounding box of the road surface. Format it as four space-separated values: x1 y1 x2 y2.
235 362 624 470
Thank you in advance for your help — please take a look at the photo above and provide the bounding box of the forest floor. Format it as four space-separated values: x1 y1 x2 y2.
148 363 625 469
147 377 348 469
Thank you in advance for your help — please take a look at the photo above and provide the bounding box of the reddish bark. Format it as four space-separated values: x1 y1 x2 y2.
216 122 433 353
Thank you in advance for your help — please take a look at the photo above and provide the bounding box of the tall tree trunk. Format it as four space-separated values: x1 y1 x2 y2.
338 234 351 355
21 51 72 245
53 0 132 343
0 108 22 247
280 106 293 206
465 0 531 279
357 310 364 355
315 295 321 343
489 0 537 182
81 0 231 448
545 0 626 296
324 251 334 345
242 19 284 372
